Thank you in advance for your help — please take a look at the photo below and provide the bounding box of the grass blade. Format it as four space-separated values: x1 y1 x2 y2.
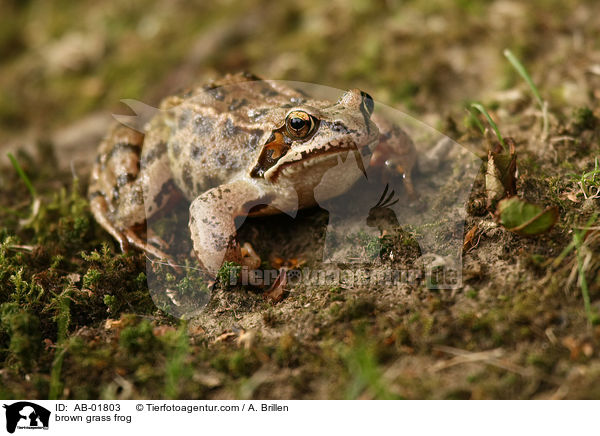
574 213 598 326
504 49 543 107
471 103 507 153
7 152 37 199
504 49 548 141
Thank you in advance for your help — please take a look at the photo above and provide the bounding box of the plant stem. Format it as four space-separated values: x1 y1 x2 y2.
471 103 508 153
7 152 37 199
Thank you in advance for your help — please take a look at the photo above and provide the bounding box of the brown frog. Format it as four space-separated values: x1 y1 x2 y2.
89 73 417 276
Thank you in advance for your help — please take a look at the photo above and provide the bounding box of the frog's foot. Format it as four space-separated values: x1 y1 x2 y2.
189 180 263 277
122 228 181 272
90 195 131 252
90 196 181 272
146 229 172 253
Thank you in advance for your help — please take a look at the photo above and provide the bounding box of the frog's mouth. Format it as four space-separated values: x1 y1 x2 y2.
263 140 375 182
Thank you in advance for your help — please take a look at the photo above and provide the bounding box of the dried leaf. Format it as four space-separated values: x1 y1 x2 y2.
152 325 176 337
486 139 517 208
497 197 558 236
562 336 581 360
265 268 287 303
237 330 256 349
66 273 81 284
104 318 124 330
463 224 479 252
565 191 581 203
214 331 237 343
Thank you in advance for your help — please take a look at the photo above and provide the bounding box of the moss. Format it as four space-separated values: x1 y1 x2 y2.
217 261 242 289
466 288 478 299
340 329 400 399
164 326 192 399
211 349 260 379
0 303 42 371
571 107 598 133
119 320 159 356
334 296 376 322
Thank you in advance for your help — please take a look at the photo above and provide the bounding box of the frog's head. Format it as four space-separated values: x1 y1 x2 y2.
250 89 379 188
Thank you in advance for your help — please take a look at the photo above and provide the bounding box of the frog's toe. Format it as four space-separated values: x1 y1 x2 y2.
90 196 131 252
122 228 182 273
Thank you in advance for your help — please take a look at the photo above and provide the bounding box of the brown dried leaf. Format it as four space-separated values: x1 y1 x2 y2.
463 224 479 252
486 138 517 209
214 331 237 343
562 336 581 360
265 268 287 303
237 330 256 350
104 318 124 330
152 325 176 337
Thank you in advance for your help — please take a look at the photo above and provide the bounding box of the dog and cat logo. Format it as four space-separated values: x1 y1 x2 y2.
2 402 50 433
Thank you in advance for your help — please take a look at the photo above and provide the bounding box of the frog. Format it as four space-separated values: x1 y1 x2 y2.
89 73 417 277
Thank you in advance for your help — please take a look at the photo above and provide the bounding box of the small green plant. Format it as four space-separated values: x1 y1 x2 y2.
553 214 599 326
569 158 600 199
503 49 549 140
9 268 44 305
83 268 102 289
217 261 241 288
470 103 507 152
572 107 598 132
164 324 191 399
341 329 397 399
49 287 72 399
7 152 40 227
0 302 42 372
7 152 37 199
103 294 117 312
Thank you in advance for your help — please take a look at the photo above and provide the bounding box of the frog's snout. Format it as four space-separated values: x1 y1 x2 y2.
338 89 374 118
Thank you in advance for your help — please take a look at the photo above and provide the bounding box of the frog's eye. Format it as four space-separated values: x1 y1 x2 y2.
285 110 317 140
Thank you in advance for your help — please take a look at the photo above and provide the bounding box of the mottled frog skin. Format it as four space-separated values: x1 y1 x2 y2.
89 73 416 276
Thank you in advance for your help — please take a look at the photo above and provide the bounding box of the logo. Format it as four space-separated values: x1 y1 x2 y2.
2 402 50 434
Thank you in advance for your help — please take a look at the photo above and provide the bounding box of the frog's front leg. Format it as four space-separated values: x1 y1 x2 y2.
188 180 264 277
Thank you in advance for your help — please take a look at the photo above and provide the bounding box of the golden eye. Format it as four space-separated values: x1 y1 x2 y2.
285 110 317 140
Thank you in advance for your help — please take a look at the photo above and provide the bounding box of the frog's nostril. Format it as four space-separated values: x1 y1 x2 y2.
337 89 374 117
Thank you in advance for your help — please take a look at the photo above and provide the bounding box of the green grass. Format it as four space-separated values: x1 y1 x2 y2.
470 103 507 152
164 324 191 399
49 288 71 399
7 152 37 199
569 157 600 199
553 214 599 326
574 214 599 326
503 49 549 140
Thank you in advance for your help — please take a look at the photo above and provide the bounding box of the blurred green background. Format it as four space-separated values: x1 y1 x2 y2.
2 0 598 140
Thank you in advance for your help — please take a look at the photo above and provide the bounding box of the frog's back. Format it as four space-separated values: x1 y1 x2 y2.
164 73 308 199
